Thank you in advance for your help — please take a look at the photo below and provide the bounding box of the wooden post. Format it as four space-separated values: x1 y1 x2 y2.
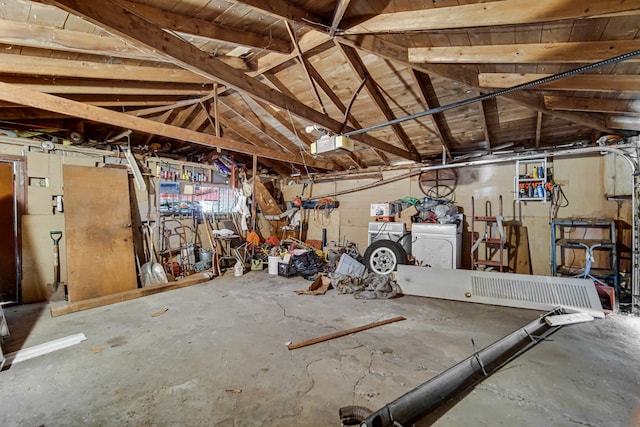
252 154 258 230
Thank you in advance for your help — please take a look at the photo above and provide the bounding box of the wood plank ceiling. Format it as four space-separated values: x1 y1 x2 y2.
0 0 638 175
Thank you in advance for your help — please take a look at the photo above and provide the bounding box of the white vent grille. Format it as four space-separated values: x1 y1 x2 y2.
397 266 603 314
471 274 593 308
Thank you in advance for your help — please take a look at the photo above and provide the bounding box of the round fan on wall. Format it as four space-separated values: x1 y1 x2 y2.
418 169 458 201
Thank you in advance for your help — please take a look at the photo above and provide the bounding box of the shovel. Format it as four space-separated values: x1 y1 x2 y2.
48 230 66 301
140 223 168 287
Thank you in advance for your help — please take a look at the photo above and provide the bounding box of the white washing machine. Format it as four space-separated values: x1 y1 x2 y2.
411 219 462 269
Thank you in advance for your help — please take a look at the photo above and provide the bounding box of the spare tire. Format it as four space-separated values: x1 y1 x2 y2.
363 240 407 275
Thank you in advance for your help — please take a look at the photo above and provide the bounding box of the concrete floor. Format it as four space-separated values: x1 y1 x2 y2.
1 270 639 426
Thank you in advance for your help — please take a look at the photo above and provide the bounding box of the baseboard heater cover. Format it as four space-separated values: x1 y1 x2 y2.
397 265 603 316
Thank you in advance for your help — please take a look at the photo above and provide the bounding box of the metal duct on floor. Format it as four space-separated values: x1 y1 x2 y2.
354 308 566 427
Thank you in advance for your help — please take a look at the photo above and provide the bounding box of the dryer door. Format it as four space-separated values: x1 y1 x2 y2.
412 236 455 269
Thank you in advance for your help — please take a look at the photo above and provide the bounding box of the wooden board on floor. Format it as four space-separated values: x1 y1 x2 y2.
63 165 137 302
506 224 532 275
49 272 211 317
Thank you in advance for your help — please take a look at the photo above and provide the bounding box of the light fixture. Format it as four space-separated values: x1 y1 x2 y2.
41 140 54 151
305 124 328 134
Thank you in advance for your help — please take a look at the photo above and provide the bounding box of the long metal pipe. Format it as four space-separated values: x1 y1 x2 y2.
359 309 564 427
343 49 640 137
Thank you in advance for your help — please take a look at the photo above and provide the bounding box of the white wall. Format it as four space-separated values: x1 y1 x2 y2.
282 153 632 275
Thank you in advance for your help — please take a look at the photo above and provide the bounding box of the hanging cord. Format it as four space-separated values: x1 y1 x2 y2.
286 108 311 176
550 184 569 220
343 49 640 137
313 198 335 227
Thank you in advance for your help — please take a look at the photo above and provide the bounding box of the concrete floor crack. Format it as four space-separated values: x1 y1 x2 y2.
351 339 376 405
475 384 601 427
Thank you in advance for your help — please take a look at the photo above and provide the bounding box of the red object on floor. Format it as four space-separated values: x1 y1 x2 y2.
595 284 615 314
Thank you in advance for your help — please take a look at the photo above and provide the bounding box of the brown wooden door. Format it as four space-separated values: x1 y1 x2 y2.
63 165 137 302
0 162 16 301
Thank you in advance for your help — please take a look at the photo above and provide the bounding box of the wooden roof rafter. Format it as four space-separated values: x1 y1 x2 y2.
336 42 420 156
0 53 208 84
217 94 313 158
127 95 216 118
284 21 327 115
411 70 456 158
479 97 500 150
38 0 418 162
328 0 352 38
0 79 333 167
0 19 251 71
0 76 214 96
408 40 640 64
301 57 383 167
213 113 318 176
342 0 640 34
233 0 325 26
118 0 293 54
338 34 619 135
479 73 640 92
543 96 640 114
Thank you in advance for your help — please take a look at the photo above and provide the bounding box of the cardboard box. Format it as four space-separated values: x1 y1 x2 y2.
370 203 395 217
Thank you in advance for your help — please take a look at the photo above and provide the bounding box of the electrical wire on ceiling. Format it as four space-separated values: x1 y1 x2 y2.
343 49 640 138
286 108 311 176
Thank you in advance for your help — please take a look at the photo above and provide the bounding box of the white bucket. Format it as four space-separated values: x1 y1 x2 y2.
268 256 279 275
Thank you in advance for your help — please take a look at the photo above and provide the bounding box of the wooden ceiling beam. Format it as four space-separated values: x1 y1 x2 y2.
304 60 384 166
479 73 640 92
341 35 618 134
127 95 216 117
0 19 250 70
0 109 68 121
339 35 479 87
0 77 213 96
337 43 419 155
408 40 640 64
329 0 352 37
257 158 297 177
285 22 327 114
0 79 332 167
39 0 417 161
119 0 292 54
0 97 179 108
479 97 500 150
252 31 331 77
233 93 307 155
411 70 456 158
544 96 640 114
215 111 282 152
0 53 209 84
167 104 199 129
0 19 153 60
502 90 613 133
344 0 640 34
233 0 325 25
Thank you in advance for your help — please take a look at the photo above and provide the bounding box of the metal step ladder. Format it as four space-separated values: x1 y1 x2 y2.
471 195 508 272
